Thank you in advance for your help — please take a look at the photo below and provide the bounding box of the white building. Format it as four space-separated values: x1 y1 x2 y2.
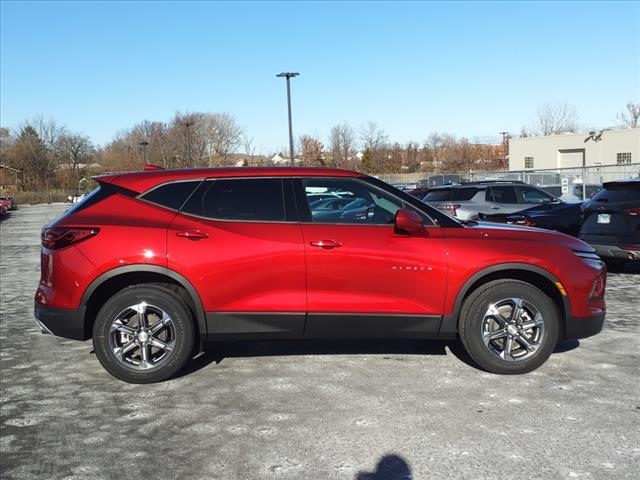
508 128 640 171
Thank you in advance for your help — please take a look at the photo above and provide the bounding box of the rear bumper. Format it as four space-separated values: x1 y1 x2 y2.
564 311 605 341
34 303 88 340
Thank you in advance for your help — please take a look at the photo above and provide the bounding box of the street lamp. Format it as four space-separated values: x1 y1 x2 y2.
140 141 149 164
276 72 299 165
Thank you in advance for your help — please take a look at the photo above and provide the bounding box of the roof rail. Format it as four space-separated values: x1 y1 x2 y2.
460 180 526 185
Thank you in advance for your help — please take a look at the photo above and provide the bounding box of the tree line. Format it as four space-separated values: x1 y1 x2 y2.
1 101 637 194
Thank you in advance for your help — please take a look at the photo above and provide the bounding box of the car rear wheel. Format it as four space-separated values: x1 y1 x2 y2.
459 279 560 374
92 284 195 383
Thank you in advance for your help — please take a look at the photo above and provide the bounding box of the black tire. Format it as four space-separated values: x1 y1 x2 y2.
459 279 560 374
92 284 195 383
603 258 627 271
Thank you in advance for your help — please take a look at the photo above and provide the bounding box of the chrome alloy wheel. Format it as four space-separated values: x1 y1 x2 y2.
108 302 176 370
481 298 545 362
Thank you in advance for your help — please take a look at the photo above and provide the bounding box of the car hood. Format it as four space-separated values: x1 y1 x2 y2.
465 221 594 252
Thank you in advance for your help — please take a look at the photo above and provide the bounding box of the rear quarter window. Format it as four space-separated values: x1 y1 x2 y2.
424 190 453 201
141 180 202 210
450 188 481 201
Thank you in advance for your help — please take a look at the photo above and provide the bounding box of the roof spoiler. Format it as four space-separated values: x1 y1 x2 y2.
144 163 164 171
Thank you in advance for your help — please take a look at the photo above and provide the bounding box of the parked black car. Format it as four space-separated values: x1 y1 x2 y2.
579 179 640 267
480 201 583 236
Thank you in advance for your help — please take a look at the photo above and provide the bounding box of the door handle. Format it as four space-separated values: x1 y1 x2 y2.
490 206 500 210
176 230 208 240
310 239 342 249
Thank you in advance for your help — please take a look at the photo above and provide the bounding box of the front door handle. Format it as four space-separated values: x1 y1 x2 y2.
310 239 342 249
491 206 500 210
176 230 208 240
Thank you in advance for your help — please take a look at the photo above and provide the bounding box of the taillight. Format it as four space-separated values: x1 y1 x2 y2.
516 218 536 227
590 269 607 299
441 204 461 216
625 207 640 216
42 227 99 249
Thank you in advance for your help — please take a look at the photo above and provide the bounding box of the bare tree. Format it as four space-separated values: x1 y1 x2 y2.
617 102 640 128
359 121 388 151
55 133 94 168
202 113 244 167
30 115 67 150
533 102 579 135
328 123 355 168
300 135 324 166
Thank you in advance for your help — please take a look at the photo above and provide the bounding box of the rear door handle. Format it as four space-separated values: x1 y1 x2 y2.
310 239 342 249
176 230 208 240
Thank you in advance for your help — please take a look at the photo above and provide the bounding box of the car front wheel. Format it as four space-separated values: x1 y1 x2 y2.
92 284 195 383
459 279 560 374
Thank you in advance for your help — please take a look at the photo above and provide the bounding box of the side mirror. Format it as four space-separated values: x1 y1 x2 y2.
394 209 427 237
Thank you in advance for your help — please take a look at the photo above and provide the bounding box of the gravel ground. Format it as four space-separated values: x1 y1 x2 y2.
1 204 639 480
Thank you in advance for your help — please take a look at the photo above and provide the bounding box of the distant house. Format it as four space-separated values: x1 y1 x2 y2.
271 154 301 165
55 163 101 170
0 164 20 191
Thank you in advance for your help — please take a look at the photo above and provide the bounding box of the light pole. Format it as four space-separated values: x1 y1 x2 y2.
140 141 149 164
184 121 194 167
276 72 299 165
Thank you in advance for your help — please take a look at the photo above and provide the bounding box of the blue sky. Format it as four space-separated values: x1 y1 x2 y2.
1 1 639 152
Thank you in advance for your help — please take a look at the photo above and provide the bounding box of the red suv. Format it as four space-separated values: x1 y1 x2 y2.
35 168 606 383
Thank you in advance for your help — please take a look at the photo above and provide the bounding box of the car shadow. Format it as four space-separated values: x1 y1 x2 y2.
607 262 640 274
177 338 448 378
178 337 582 378
355 454 413 480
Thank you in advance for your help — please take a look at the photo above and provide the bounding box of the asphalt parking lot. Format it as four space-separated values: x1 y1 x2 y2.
1 203 639 480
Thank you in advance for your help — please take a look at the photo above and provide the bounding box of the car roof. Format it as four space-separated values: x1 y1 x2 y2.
603 178 640 188
95 167 366 193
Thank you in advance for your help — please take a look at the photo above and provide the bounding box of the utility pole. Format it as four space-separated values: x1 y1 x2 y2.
140 141 149 165
184 121 194 167
276 72 299 165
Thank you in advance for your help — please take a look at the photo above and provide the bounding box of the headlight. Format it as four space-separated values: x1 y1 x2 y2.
573 250 601 261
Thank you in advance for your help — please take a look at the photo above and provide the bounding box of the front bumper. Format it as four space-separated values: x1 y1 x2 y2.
588 243 639 262
34 303 88 340
564 311 605 341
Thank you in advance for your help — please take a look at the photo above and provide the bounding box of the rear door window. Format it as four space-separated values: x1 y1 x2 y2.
487 186 517 204
182 178 286 222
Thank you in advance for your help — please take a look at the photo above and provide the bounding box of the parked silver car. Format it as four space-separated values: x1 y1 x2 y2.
423 181 558 220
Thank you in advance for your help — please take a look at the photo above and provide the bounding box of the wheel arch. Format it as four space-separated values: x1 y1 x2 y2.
439 263 570 340
81 265 207 341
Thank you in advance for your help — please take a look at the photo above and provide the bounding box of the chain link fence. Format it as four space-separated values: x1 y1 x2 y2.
378 163 640 199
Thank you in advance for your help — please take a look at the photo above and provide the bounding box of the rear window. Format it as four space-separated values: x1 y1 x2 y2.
141 181 201 210
593 185 640 202
182 178 286 221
